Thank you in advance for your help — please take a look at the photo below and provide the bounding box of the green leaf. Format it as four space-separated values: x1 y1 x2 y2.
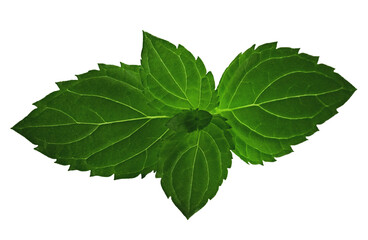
216 42 356 164
157 116 233 219
13 63 170 178
141 32 218 114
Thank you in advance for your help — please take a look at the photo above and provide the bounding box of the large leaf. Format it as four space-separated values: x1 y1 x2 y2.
217 43 356 164
141 32 217 114
157 116 233 219
13 63 170 178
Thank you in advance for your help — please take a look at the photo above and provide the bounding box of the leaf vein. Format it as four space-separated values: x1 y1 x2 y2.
147 38 194 107
85 119 151 159
66 89 147 117
228 54 300 107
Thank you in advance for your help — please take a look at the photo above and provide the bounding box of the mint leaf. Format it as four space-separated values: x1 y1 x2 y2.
216 43 356 164
13 32 355 219
141 32 217 114
13 63 170 178
157 116 233 219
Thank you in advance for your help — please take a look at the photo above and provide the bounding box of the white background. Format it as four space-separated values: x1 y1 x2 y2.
1 0 367 239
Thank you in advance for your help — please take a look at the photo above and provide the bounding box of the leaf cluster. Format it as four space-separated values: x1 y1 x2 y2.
13 32 355 218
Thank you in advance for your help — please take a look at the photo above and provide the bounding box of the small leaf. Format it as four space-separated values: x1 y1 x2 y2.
13 64 170 178
141 32 217 114
216 43 356 164
157 116 233 219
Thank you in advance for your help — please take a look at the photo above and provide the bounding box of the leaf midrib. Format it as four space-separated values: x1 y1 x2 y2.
187 130 202 212
216 87 343 114
15 115 170 129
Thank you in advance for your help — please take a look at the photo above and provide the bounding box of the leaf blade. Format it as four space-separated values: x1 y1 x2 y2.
158 116 233 218
13 63 170 178
141 32 217 114
217 43 355 164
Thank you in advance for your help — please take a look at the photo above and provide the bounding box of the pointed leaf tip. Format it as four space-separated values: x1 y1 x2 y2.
217 42 355 164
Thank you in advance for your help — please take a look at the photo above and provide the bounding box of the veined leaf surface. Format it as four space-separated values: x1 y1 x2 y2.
157 116 233 218
13 64 170 178
217 43 356 164
141 32 217 114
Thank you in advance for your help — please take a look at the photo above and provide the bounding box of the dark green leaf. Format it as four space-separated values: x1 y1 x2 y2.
13 63 170 178
216 43 356 164
157 116 233 219
141 32 218 114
